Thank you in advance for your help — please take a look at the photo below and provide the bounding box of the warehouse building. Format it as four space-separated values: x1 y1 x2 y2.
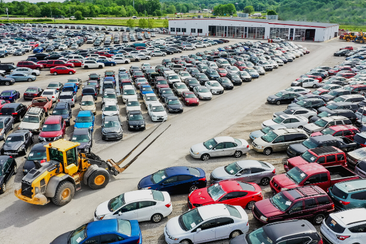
168 18 339 42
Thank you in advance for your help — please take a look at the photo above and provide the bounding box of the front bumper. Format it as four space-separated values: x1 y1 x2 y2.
14 189 49 205
190 148 201 159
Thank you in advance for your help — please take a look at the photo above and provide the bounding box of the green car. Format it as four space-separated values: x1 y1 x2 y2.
329 179 366 210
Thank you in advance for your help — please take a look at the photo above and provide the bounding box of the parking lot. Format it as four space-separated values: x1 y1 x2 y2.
0 25 354 244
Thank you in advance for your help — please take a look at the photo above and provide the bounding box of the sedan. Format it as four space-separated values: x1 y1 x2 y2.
205 80 224 95
50 66 76 75
181 91 199 106
148 102 168 122
0 115 14 140
101 102 120 119
41 89 59 103
0 90 20 102
1 130 33 156
0 156 17 193
193 86 212 100
285 86 311 95
267 91 300 105
127 110 145 131
172 82 189 96
22 142 47 175
50 219 142 244
190 136 250 161
151 51 166 57
165 96 183 113
70 128 92 153
210 160 276 186
262 114 308 129
138 166 207 193
164 204 249 244
188 180 262 210
94 190 172 223
23 86 43 100
217 77 234 90
101 116 123 141
7 73 36 82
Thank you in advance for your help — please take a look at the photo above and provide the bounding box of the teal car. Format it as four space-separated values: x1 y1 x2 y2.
328 179 366 210
7 73 36 82
74 110 95 132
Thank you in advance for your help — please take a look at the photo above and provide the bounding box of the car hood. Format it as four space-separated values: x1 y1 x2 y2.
95 200 111 217
3 141 23 150
75 122 92 129
165 216 186 239
50 231 72 244
81 105 95 111
303 123 322 132
191 143 208 154
250 130 265 140
138 174 154 189
39 131 62 137
128 120 144 126
321 94 334 101
255 199 283 217
77 142 90 149
267 95 279 100
103 111 119 117
262 119 277 127
273 174 298 189
167 104 183 109
210 166 231 181
189 188 213 206
288 143 308 155
19 122 39 130
102 126 121 134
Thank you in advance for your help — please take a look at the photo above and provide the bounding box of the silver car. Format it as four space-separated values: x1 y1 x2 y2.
210 160 275 186
190 136 250 161
59 91 76 107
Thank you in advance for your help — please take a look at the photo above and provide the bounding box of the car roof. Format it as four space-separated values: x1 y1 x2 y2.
45 115 62 124
237 160 268 169
30 142 48 151
165 166 194 177
197 204 230 220
335 179 366 193
87 219 118 236
54 102 69 109
220 181 250 192
60 91 73 95
332 208 366 226
2 103 20 108
43 89 56 93
104 115 119 122
214 136 235 143
9 130 29 136
81 95 94 101
311 134 341 143
125 190 154 203
264 219 316 241
78 111 92 117
73 128 90 135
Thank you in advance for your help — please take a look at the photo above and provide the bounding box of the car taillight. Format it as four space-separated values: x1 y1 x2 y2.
246 144 249 148
24 93 28 96
337 235 350 241
71 98 73 101
58 99 60 102
40 159 46 163
12 112 18 115
339 200 350 205
52 96 55 98
318 240 323 244
272 169 276 174
95 93 97 96
165 203 171 208
198 177 206 181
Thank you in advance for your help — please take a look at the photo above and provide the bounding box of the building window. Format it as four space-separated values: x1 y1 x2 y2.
170 27 175 32
182 28 186 32
198 29 203 33
191 28 196 33
176 28 181 32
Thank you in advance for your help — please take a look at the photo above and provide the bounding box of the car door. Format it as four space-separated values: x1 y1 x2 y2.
286 200 304 220
347 223 366 243
223 142 237 156
304 173 329 190
219 192 248 207
193 219 217 243
136 201 157 222
117 202 138 220
176 175 194 193
214 217 234 240
250 168 267 184
160 176 179 193
236 168 252 181
211 142 226 157
272 135 287 152
4 117 11 134
282 119 293 128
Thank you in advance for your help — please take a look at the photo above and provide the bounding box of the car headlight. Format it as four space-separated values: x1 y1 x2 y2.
18 145 25 151
281 188 288 191
55 135 62 140
38 136 44 141
260 216 268 222
129 125 133 128
102 130 107 135
98 215 105 220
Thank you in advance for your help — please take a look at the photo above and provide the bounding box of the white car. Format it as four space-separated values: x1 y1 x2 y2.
122 85 138 103
141 63 151 71
193 86 212 100
143 93 159 108
41 89 59 103
320 208 366 244
172 82 189 96
225 66 240 74
182 45 196 50
151 51 166 57
112 57 130 64
58 44 67 51
82 60 104 69
80 95 96 114
262 114 308 129
102 89 118 105
164 204 249 244
292 78 319 88
22 45 32 52
273 107 317 120
195 42 208 48
94 190 172 223
284 86 311 95
136 53 151 60
148 102 168 122
271 37 285 43
178 71 191 82
167 74 181 85
102 101 120 119
205 80 224 95
126 97 141 112
12 67 40 76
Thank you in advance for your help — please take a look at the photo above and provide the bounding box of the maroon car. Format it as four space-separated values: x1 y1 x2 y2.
252 185 334 225
17 61 43 70
44 60 75 68
23 86 43 100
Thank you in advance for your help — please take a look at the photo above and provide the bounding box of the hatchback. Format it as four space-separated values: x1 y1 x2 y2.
22 142 48 175
0 90 20 102
329 179 366 210
0 103 27 122
75 110 95 131
0 156 17 193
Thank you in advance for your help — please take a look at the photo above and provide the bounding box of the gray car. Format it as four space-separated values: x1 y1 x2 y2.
59 91 76 107
249 124 286 141
0 115 14 140
210 160 275 186
70 128 92 153
1 130 33 156
101 116 123 141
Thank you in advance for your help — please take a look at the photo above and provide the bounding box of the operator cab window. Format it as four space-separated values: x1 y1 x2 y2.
66 148 78 167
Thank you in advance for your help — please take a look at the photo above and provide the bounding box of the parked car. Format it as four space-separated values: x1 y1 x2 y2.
101 115 123 141
52 102 72 126
0 155 17 193
50 66 76 75
23 86 43 100
127 110 145 131
329 179 366 210
0 115 14 140
267 91 299 105
74 110 95 131
1 130 33 156
38 116 66 142
0 90 20 102
18 107 45 133
22 142 47 175
79 95 96 114
262 114 308 129
0 103 27 122
147 102 167 122
70 128 92 153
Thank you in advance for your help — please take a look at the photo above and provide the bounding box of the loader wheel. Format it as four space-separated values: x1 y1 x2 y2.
87 168 110 190
51 181 75 206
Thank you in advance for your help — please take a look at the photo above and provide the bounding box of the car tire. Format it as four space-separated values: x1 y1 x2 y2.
85 66 88 69
87 168 110 190
313 84 317 88
298 126 303 129
230 230 242 239
246 201 255 210
276 100 281 105
125 61 129 64
27 78 32 82
152 54 155 57
99 65 103 69
180 240 192 244
233 151 242 158
5 81 9 86
69 71 73 75
313 214 325 225
189 185 199 192
263 147 272 156
151 213 163 223
201 154 210 161
260 177 270 186
0 183 6 194
13 164 17 175
53 72 58 75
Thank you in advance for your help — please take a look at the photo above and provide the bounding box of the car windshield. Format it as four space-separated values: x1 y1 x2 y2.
283 109 294 115
28 150 46 161
71 134 90 143
185 93 195 98
179 208 203 231
207 183 226 201
271 192 292 212
123 89 135 95
286 167 307 184
53 109 69 115
104 94 116 99
48 84 58 88
302 138 318 149
326 104 338 110
142 87 153 92
321 128 335 135
246 227 273 244
127 101 139 106
70 224 87 244
129 113 143 121
273 116 284 124
168 99 180 105
146 96 157 102
261 127 271 134
318 111 330 118
104 105 117 111
315 119 328 127
76 116 92 123
104 120 120 128
152 105 164 112
224 162 242 175
301 151 317 163
261 130 278 143
203 138 217 149
81 101 94 106
333 97 345 103
42 123 61 132
175 84 186 89
151 169 167 184
198 87 209 93
23 115 40 123
108 193 125 211
5 135 23 144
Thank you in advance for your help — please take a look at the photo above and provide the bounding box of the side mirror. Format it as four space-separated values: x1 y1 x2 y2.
73 119 76 122
235 173 241 176
196 228 201 233
118 211 122 216
304 180 310 185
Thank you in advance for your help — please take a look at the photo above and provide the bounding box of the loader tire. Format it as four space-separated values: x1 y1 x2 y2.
51 181 75 206
87 168 110 190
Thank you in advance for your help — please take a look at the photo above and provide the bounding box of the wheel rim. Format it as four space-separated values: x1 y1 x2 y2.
276 101 280 105
235 151 242 158
190 185 198 192
247 202 254 210
202 155 209 161
54 72 57 75
261 178 270 185
231 231 240 238
2 183 5 192
5 81 9 86
315 215 324 224
264 148 271 155
94 175 105 185
153 214 162 223
61 188 70 199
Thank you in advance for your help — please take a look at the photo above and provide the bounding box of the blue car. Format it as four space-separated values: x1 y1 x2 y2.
62 82 78 94
97 59 117 66
137 166 207 194
0 90 20 102
33 47 44 53
141 85 154 96
50 219 142 244
74 110 95 131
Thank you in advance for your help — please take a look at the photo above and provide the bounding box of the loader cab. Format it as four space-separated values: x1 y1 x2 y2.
45 140 80 176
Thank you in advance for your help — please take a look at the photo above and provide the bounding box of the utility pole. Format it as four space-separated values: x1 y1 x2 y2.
6 7 8 21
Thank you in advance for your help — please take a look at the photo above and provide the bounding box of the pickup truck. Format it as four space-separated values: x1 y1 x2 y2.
347 147 366 169
270 163 359 193
30 97 53 115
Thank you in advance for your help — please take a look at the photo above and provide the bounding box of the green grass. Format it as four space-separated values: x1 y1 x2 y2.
339 25 366 31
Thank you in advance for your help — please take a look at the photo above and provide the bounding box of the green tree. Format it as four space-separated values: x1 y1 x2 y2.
28 5 41 17
148 18 155 28
244 5 254 14
127 18 135 28
139 18 148 28
74 10 83 20
267 10 277 15
120 5 127 17
155 10 162 17
167 5 176 14
163 18 169 28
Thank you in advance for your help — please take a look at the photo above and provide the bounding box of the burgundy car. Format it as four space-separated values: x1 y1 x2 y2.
17 61 43 70
23 86 43 100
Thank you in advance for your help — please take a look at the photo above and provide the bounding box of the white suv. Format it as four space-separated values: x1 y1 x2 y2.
321 208 366 244
82 60 104 69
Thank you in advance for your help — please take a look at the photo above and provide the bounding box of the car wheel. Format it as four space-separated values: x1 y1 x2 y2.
246 201 255 210
53 72 58 75
151 213 163 223
85 66 88 69
312 84 317 88
260 177 270 186
263 147 272 156
298 126 303 129
234 151 242 158
230 230 242 239
180 240 192 244
125 61 129 64
69 71 73 75
0 183 6 193
201 154 210 161
189 185 199 192
152 54 155 57
99 65 103 69
5 81 9 86
37 67 41 70
276 100 281 105
13 164 17 175
313 214 325 225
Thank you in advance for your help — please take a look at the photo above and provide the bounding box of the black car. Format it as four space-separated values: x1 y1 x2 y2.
70 128 92 153
0 155 17 193
165 96 183 113
101 116 123 141
230 219 321 244
194 73 209 85
159 88 175 103
217 77 234 90
44 54 62 60
318 102 359 113
0 75 15 86
320 89 352 102
82 86 98 100
267 91 299 105
52 102 72 126
0 103 27 122
127 110 146 131
184 78 200 90
309 109 357 123
288 98 327 110
226 73 243 85
334 49 350 56
1 130 33 157
22 142 47 175
23 86 43 100
0 63 16 74
34 53 49 60
0 115 14 141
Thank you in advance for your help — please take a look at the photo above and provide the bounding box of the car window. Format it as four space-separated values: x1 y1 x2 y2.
274 136 285 143
349 223 366 233
100 234 119 244
317 157 325 164
215 217 234 227
278 237 312 244
178 175 193 181
251 168 264 173
326 155 336 162
164 176 178 184
84 236 99 244
138 201 156 209
224 142 236 148
317 196 331 205
121 202 138 212
304 198 317 209
215 143 225 150
199 219 217 231
289 201 303 212
351 191 366 200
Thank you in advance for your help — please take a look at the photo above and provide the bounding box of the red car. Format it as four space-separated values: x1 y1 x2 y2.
17 61 43 70
217 68 228 77
67 59 83 67
340 46 353 51
311 125 360 140
312 88 330 95
38 115 66 142
37 60 48 66
50 66 76 75
234 62 247 71
155 79 169 90
29 42 39 48
95 51 113 58
44 60 74 69
188 180 262 210
181 91 199 106
0 99 10 110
